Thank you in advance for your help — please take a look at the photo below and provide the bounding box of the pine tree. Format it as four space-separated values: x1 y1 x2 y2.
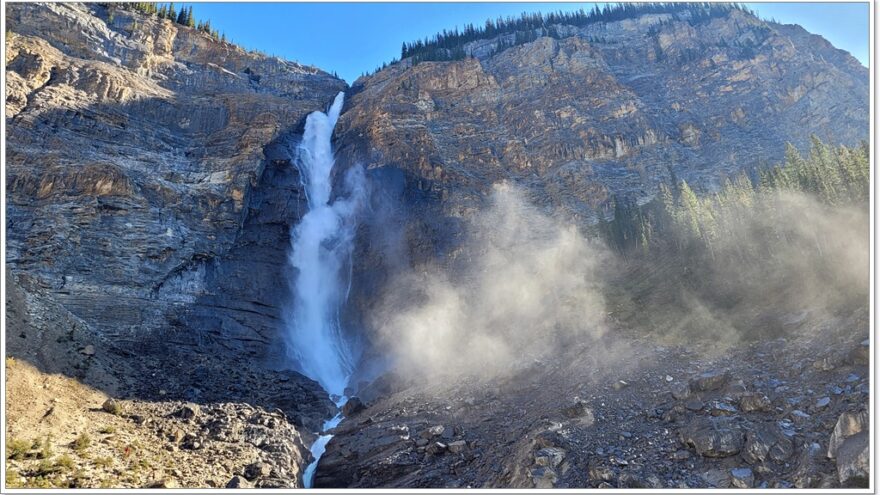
168 3 177 22
677 181 702 242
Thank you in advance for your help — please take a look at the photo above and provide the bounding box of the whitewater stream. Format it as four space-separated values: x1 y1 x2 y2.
284 92 364 488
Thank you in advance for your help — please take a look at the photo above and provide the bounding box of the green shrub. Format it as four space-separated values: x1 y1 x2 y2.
56 454 75 471
73 433 91 452
6 438 31 460
36 459 58 476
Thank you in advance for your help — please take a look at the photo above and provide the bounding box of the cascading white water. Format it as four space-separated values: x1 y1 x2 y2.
285 91 363 397
284 91 365 488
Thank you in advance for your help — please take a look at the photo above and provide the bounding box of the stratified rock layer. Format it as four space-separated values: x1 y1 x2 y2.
6 2 346 356
336 8 868 221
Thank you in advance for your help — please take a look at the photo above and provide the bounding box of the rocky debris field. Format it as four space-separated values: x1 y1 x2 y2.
316 310 869 489
5 269 335 489
5 373 311 489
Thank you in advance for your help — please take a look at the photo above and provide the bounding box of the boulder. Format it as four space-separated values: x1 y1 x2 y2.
447 440 467 454
741 422 793 464
420 425 445 439
145 479 179 488
531 467 557 488
684 399 704 411
702 468 731 488
534 447 566 468
102 398 122 415
244 461 272 480
836 431 869 487
739 393 771 413
708 400 738 416
827 409 868 458
425 441 447 455
670 381 691 400
730 467 754 488
689 371 730 392
341 397 365 417
670 449 690 461
793 442 827 488
680 417 744 458
226 475 253 488
176 403 200 421
589 465 614 482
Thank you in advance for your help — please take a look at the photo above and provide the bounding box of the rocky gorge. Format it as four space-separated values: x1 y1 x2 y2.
4 2 870 490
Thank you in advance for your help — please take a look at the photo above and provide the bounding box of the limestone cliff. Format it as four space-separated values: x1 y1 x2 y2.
335 7 868 222
6 2 346 357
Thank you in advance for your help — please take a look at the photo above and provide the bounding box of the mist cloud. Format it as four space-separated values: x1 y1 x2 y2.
368 183 611 381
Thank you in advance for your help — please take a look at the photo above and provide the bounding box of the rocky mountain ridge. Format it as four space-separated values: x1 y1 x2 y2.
336 6 868 222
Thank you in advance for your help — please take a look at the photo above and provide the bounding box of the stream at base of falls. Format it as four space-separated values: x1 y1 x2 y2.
303 401 345 488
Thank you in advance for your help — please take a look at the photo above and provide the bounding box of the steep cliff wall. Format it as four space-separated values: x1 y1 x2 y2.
5 3 346 357
335 8 868 224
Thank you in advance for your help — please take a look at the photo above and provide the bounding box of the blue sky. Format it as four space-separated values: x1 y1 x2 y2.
171 2 869 83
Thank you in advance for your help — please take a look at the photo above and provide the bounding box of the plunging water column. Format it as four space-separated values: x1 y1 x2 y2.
284 91 364 487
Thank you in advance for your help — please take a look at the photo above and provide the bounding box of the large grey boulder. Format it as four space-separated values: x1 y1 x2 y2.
680 416 745 458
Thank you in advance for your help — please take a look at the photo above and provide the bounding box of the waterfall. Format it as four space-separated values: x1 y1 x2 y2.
284 91 364 487
285 91 364 397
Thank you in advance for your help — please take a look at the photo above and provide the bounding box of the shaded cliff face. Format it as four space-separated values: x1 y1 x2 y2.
5 3 346 356
335 9 868 222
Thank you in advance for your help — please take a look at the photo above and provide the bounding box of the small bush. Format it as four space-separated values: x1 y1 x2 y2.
94 456 114 468
6 438 31 460
73 433 91 452
36 459 58 476
56 454 75 471
98 426 117 434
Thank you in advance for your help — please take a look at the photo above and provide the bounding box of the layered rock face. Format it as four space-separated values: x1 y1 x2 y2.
5 2 346 356
336 8 868 221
